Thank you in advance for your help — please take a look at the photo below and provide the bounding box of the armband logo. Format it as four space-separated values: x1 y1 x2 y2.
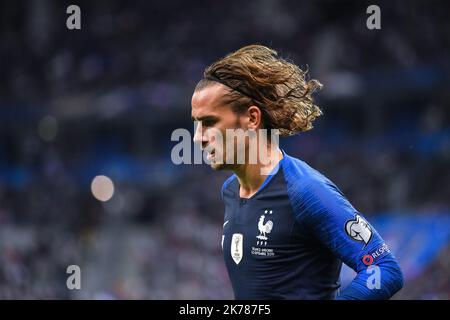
345 214 372 246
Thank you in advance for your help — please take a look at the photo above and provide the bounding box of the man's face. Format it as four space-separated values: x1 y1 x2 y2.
191 83 245 170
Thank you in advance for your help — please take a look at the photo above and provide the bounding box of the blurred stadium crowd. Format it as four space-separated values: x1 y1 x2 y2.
0 0 449 299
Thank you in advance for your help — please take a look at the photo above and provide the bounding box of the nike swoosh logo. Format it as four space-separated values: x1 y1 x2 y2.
223 220 229 227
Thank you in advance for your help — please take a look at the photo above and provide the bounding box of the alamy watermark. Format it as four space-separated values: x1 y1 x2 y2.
66 5 81 30
366 5 381 30
66 264 81 290
171 122 280 175
366 265 381 289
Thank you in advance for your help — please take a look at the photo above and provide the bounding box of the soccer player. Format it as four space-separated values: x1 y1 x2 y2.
190 45 403 299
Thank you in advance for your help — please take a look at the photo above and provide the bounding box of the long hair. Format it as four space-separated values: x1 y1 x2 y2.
196 45 323 137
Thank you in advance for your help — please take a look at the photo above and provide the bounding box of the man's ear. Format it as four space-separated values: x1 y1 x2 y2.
246 105 263 130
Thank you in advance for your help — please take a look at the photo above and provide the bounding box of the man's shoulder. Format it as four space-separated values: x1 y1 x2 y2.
282 153 353 220
281 153 330 189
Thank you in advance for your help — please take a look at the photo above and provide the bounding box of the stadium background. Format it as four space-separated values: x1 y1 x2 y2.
0 0 449 299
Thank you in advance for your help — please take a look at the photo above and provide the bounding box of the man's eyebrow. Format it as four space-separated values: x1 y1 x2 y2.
191 115 218 122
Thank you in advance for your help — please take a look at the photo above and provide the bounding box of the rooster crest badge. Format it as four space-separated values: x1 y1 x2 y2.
256 210 274 246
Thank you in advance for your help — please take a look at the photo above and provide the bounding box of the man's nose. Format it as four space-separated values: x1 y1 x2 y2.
193 122 207 147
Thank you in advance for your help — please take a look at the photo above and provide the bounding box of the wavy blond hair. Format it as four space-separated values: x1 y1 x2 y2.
196 45 323 137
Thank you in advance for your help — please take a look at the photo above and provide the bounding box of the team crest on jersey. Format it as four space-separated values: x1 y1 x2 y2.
345 214 372 246
256 210 273 246
231 233 243 265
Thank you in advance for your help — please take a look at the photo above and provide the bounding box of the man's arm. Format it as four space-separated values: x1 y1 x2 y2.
289 179 404 300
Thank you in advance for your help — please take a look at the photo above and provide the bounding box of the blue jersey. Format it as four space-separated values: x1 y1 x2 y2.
221 151 403 299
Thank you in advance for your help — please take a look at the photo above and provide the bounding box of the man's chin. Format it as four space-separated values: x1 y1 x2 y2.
210 162 226 170
207 155 235 170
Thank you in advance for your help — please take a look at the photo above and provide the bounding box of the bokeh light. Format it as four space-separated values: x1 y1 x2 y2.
91 175 115 202
38 115 58 142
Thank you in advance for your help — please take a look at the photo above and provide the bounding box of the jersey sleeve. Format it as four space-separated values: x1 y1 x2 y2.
287 178 404 300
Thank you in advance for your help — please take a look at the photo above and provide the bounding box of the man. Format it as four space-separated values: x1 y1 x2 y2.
191 45 403 299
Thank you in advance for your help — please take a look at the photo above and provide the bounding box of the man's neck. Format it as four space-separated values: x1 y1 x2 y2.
234 147 283 199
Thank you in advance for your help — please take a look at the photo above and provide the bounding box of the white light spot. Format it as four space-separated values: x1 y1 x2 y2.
91 175 114 202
